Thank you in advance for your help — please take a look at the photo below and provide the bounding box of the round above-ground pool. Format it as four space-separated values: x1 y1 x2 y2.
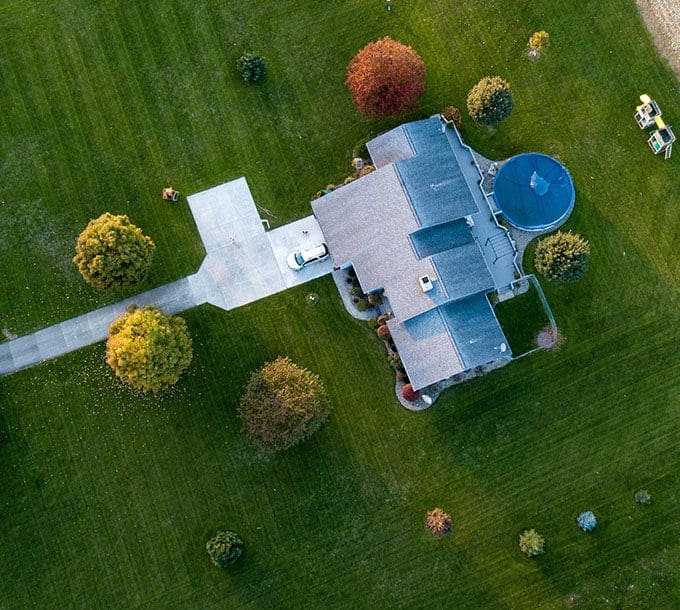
493 153 575 231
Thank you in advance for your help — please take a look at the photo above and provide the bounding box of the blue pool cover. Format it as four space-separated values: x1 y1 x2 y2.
493 153 575 231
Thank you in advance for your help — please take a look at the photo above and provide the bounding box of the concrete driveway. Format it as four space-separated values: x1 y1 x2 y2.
1 177 334 376
267 215 333 288
188 178 332 310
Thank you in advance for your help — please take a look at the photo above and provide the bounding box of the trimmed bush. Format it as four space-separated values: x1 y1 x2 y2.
367 318 378 330
237 52 266 82
346 37 425 117
376 314 390 326
238 357 330 454
635 489 651 505
387 352 403 371
577 511 597 532
402 383 420 401
106 305 193 393
376 324 391 340
425 508 452 537
466 76 514 126
534 231 590 283
73 213 155 290
367 292 382 306
519 529 545 557
356 300 368 312
441 106 462 129
206 531 244 568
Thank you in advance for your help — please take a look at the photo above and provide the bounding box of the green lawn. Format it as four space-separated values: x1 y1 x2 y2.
495 285 552 355
1 0 679 608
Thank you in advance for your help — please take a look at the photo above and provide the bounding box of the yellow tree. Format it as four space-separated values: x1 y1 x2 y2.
106 305 192 392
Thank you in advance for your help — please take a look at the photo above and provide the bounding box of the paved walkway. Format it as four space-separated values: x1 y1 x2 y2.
0 178 332 376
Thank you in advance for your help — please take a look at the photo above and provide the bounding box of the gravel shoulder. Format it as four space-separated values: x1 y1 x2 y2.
636 0 680 78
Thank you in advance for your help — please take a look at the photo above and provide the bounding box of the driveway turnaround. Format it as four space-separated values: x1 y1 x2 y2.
0 178 332 376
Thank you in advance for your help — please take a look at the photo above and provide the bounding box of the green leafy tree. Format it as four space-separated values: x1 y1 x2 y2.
534 231 590 283
73 213 155 290
206 531 244 568
466 76 514 126
238 356 330 453
106 305 193 393
237 52 266 82
519 529 545 557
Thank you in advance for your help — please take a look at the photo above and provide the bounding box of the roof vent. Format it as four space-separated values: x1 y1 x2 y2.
419 275 434 292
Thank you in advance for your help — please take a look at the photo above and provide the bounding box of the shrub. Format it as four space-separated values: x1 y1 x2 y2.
528 31 550 52
352 138 370 160
466 76 515 126
346 37 425 117
635 489 651 505
358 164 375 177
388 352 403 371
106 305 193 393
344 175 357 185
356 300 367 312
367 292 382 306
206 531 244 568
535 325 566 350
376 314 390 326
441 106 462 129
73 213 155 290
519 529 545 557
402 383 420 401
238 356 330 454
237 52 266 83
425 508 452 537
577 511 597 532
534 231 590 283
376 324 391 340
367 318 378 330
349 287 364 298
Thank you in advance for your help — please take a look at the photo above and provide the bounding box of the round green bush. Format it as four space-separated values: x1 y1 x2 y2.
519 529 545 557
237 52 266 83
534 231 590 283
466 76 514 126
206 531 244 568
73 213 155 290
635 489 651 505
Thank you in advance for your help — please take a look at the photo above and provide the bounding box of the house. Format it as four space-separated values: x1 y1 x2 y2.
312 116 519 391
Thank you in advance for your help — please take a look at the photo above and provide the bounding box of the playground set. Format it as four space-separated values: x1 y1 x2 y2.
635 94 675 159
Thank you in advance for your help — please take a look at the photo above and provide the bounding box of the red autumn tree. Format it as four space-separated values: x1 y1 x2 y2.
346 37 425 117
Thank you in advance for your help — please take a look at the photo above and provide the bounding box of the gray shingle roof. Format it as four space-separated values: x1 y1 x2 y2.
387 309 464 391
311 166 447 321
395 119 479 226
366 125 415 168
441 293 510 369
431 241 495 301
410 218 472 259
313 116 512 388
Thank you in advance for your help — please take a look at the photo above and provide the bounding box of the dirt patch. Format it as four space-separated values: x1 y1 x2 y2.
636 0 680 78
